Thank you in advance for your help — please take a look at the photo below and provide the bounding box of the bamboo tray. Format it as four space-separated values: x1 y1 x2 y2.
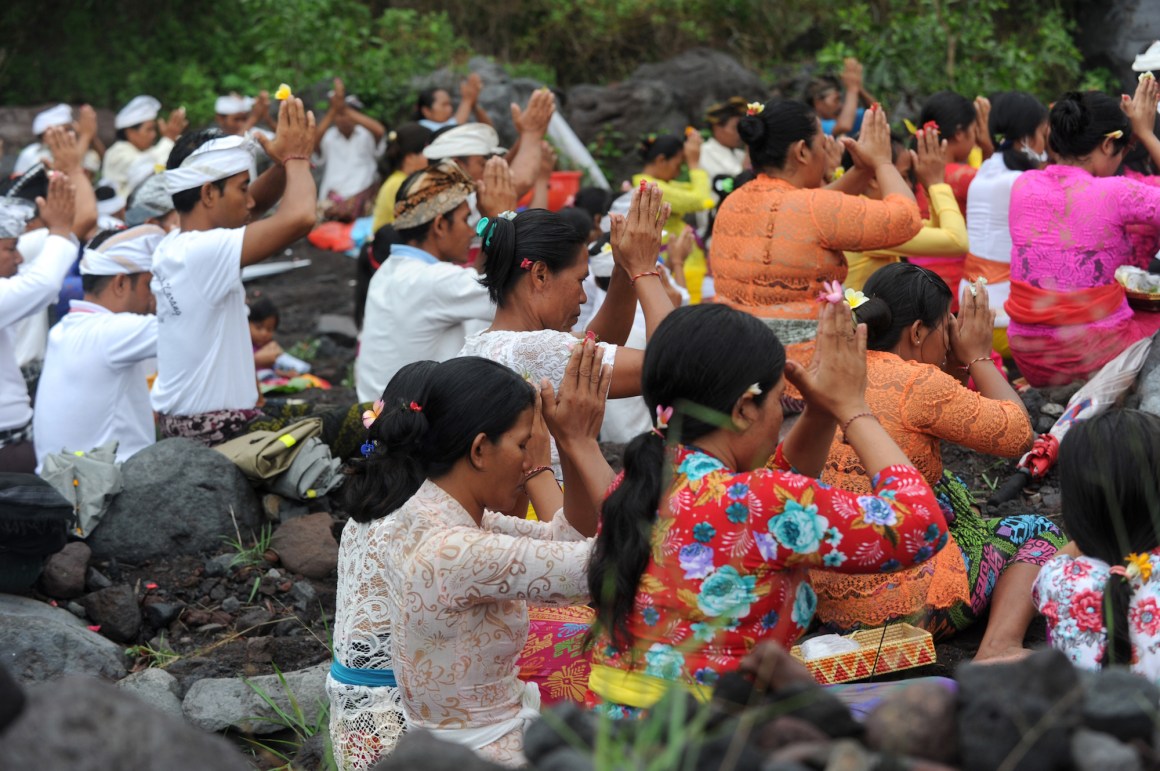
790 623 936 685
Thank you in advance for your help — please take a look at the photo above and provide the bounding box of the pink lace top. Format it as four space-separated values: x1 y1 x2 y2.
1009 165 1160 291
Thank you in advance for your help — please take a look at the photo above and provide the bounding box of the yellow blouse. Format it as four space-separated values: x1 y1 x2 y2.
371 170 408 232
844 182 968 290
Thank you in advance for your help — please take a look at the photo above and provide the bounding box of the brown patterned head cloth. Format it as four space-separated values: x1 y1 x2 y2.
393 160 476 230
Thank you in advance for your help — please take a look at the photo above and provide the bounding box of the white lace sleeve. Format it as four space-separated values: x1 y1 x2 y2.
460 329 617 388
481 509 588 542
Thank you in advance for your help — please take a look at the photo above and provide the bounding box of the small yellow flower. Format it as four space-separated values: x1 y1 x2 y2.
274 83 293 101
1140 71 1156 83
903 118 919 136
844 288 868 309
746 102 764 116
1127 553 1153 582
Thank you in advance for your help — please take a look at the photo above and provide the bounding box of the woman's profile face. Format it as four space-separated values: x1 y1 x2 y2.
476 407 535 513
423 90 454 123
537 246 589 332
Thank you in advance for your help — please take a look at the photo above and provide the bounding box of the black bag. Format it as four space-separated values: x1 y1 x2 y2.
0 473 73 592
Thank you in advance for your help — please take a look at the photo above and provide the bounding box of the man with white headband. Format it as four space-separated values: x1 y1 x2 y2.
150 96 318 446
314 78 386 221
14 104 105 178
102 95 188 199
33 225 164 467
215 91 273 138
0 175 78 473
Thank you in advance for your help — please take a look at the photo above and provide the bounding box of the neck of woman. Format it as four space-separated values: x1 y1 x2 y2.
431 471 485 527
759 165 810 189
488 298 547 333
1053 156 1098 175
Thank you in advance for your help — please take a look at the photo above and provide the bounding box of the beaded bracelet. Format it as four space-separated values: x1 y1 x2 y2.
630 270 661 286
523 465 553 483
839 411 877 441
960 355 992 372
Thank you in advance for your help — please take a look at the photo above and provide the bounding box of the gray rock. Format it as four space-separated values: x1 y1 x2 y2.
1040 402 1065 417
39 541 91 599
66 600 87 619
0 593 126 683
525 702 597 762
85 565 112 590
371 728 508 770
290 580 317 611
115 667 183 720
221 596 241 613
1071 729 1141 771
181 661 328 734
143 601 180 628
0 664 24 732
1081 667 1160 744
1077 3 1160 93
957 648 1081 771
270 512 338 579
235 607 274 635
204 553 234 578
0 674 250 770
87 439 262 562
865 680 958 763
1035 415 1056 434
81 584 141 643
316 313 359 345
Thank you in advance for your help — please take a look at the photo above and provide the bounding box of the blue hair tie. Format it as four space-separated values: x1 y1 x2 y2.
360 441 376 458
475 216 498 249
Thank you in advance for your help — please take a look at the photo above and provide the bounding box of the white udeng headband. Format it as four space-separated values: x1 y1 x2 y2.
164 136 257 195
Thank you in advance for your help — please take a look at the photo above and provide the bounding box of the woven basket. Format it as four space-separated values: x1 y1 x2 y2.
790 623 936 685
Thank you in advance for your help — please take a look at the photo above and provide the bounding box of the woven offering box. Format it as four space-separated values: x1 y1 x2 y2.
790 624 936 685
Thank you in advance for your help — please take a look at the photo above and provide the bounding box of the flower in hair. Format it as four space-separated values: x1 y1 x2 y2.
1111 553 1153 582
407 401 423 413
274 83 293 101
388 130 398 142
844 288 868 309
903 119 918 136
817 280 844 304
922 120 939 132
745 383 763 397
361 399 385 429
746 102 764 116
654 405 674 433
1106 129 1125 140
520 258 534 270
498 210 518 221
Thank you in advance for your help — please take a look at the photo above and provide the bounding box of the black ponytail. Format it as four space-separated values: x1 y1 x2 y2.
1059 410 1160 668
639 134 684 163
988 91 1048 173
384 122 433 174
919 91 977 140
341 357 534 523
1048 91 1131 160
588 305 786 651
477 208 587 307
856 262 953 351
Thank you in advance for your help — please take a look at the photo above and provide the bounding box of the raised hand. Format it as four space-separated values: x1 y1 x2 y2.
784 300 869 423
329 78 347 114
949 279 996 368
511 88 555 138
683 128 703 169
1128 76 1160 138
36 171 77 236
476 156 518 218
841 58 864 92
913 124 948 190
540 339 612 449
75 105 98 146
256 97 316 165
973 96 993 155
158 106 188 141
42 126 81 172
609 182 669 277
854 103 893 169
525 387 553 470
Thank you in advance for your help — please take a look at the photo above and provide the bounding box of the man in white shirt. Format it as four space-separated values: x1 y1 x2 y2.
0 176 77 473
14 104 105 178
101 96 188 199
700 98 748 198
33 226 164 468
314 78 386 221
150 97 317 446
355 160 501 401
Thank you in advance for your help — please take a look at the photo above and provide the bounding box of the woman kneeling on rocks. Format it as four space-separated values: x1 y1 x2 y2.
582 301 947 717
811 263 1066 661
329 348 611 769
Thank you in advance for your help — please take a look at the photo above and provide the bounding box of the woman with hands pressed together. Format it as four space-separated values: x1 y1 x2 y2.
844 124 969 290
577 297 947 717
330 341 615 769
711 100 922 410
812 264 1066 662
459 182 677 478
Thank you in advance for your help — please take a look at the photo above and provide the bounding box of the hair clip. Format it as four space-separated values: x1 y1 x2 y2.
520 258 534 270
360 440 376 458
475 217 491 237
1110 552 1153 582
498 210 518 221
361 399 385 429
746 102 764 116
1106 130 1125 140
652 404 674 438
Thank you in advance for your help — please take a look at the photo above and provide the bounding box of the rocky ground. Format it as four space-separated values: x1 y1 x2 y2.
2 241 1084 769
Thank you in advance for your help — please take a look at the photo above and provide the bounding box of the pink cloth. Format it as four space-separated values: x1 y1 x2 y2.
1007 165 1160 386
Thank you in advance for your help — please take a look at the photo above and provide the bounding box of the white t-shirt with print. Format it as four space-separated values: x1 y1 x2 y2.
150 227 256 415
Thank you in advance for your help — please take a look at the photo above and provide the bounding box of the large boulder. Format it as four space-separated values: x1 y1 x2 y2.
0 674 250 770
0 593 126 684
87 439 262 562
181 661 328 734
1077 1 1160 93
411 56 542 147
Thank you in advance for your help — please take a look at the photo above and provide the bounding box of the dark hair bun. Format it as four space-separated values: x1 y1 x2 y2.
854 296 892 337
1052 92 1085 135
737 114 766 145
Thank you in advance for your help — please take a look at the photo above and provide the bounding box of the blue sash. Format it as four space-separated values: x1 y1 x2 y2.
330 659 397 688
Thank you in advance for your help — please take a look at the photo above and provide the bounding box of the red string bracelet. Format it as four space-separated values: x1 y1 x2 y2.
630 270 661 286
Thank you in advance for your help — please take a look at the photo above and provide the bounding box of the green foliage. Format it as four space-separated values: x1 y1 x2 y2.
224 522 273 570
816 0 1089 105
243 665 335 770
125 634 181 669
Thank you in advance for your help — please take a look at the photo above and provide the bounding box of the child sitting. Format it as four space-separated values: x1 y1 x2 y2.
247 293 308 376
1034 410 1160 679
